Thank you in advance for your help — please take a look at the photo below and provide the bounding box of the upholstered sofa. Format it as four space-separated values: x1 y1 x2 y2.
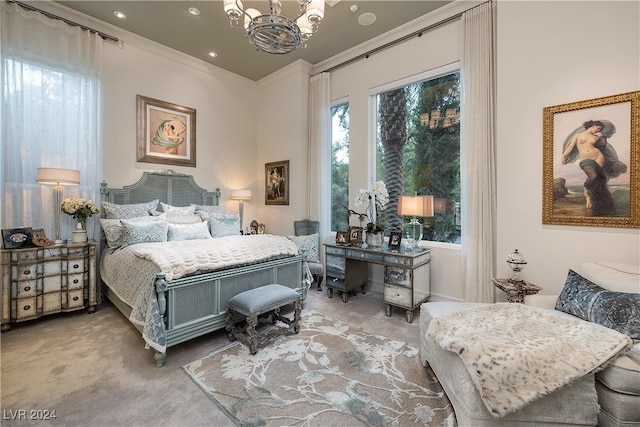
420 262 640 426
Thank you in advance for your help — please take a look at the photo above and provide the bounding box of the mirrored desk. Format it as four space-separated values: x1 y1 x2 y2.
324 243 431 323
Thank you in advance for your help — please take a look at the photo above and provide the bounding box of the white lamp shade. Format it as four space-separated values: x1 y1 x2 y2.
36 168 80 186
397 195 434 217
230 189 253 200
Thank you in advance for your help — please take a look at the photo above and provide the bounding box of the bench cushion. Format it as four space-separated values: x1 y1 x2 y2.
227 284 299 315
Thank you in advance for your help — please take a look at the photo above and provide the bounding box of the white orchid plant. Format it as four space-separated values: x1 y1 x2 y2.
354 180 389 233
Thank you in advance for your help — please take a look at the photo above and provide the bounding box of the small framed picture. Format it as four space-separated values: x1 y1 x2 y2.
265 160 289 205
2 227 33 249
388 231 402 250
348 226 363 246
335 231 349 245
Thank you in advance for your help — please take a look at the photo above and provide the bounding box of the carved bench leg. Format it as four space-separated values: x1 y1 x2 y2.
246 314 258 355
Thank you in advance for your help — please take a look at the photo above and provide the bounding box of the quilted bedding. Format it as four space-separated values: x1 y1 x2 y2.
100 234 299 353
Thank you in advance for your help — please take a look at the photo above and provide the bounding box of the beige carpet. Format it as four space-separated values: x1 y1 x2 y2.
183 310 455 426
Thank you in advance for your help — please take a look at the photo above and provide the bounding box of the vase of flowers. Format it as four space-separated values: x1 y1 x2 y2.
354 180 389 247
61 198 100 243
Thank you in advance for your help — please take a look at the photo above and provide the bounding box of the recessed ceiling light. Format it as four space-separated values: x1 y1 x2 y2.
113 10 126 19
358 12 376 26
208 51 218 58
188 7 200 16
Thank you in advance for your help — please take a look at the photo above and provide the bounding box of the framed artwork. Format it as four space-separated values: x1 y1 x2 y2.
542 91 639 228
348 226 363 246
265 160 289 205
335 231 349 246
388 231 402 250
137 95 196 167
2 227 33 249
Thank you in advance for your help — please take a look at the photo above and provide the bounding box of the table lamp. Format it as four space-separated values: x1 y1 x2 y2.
397 195 434 248
37 167 80 244
230 189 252 233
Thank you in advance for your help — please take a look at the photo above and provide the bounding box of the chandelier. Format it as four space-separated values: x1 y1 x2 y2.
419 108 460 129
224 0 325 54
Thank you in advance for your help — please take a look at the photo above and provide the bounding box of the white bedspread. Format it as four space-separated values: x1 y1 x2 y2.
426 303 632 417
101 234 299 354
131 234 298 281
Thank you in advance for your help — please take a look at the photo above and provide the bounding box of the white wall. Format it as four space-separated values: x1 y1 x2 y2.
255 61 312 236
495 0 640 296
98 23 260 219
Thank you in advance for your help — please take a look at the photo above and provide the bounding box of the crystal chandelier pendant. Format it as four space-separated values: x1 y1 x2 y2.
224 0 323 55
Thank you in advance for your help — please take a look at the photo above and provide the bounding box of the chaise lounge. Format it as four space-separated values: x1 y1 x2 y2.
420 262 640 426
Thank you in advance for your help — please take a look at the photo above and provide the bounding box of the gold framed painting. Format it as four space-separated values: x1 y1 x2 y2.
542 91 639 228
136 95 196 167
265 160 289 205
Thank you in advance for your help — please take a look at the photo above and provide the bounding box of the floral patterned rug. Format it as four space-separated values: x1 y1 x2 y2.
182 310 456 426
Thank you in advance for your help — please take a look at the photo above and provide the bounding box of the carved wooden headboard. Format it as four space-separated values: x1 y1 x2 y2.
100 170 221 207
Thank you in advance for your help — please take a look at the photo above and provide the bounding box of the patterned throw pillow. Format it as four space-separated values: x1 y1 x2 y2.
100 218 126 249
168 222 212 241
120 216 168 247
287 234 320 263
555 269 640 341
194 205 226 215
160 202 196 215
102 199 159 219
206 212 241 237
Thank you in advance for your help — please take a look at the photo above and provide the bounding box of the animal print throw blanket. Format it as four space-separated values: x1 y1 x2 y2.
426 303 632 417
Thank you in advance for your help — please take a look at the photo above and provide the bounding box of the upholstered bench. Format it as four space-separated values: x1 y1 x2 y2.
225 284 302 354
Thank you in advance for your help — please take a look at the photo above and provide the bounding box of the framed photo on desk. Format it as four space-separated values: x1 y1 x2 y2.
388 231 402 250
348 226 363 246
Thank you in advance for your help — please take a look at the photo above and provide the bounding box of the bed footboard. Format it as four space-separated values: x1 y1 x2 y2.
150 255 304 367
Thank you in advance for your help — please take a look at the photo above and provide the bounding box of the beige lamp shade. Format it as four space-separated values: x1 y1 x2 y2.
230 189 252 200
397 195 434 217
36 168 80 185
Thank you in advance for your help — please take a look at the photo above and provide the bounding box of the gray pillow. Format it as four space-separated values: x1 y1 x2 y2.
120 216 168 247
102 199 159 219
287 233 320 263
202 212 240 237
555 269 640 341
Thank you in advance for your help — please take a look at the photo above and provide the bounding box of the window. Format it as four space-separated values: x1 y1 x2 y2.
330 102 349 232
375 71 461 243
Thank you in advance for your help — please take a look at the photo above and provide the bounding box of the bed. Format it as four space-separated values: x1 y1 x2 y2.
98 170 306 366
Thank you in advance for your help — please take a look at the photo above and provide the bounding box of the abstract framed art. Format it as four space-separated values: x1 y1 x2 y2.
136 95 196 167
542 91 639 228
265 160 289 205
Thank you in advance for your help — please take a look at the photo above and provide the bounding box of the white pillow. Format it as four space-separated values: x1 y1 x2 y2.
194 205 226 215
160 202 196 215
577 262 640 294
207 212 240 237
287 233 320 263
168 222 211 241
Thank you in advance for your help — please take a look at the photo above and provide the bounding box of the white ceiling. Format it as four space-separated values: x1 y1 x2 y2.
52 1 452 81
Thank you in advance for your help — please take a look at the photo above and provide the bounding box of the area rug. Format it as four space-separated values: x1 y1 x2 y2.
182 310 456 426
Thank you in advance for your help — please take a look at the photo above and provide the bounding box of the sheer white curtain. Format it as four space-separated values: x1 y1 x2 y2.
307 73 331 236
460 1 497 302
1 2 103 242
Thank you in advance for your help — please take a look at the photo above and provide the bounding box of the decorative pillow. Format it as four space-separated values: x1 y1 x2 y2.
287 234 320 263
555 269 640 341
194 205 226 215
160 202 196 215
168 222 211 241
120 216 168 247
100 218 126 249
102 199 159 219
207 212 241 237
